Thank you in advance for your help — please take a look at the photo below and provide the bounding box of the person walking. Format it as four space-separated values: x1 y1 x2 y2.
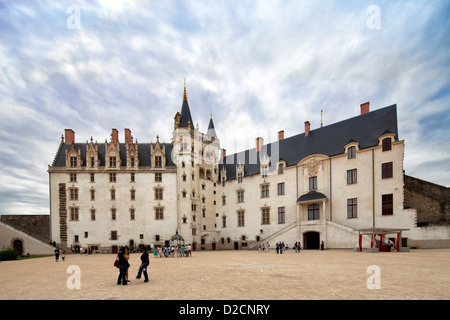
136 247 149 282
54 247 60 262
321 241 325 251
117 247 129 285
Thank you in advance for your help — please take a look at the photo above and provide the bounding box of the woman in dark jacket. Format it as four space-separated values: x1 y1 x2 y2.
117 247 129 285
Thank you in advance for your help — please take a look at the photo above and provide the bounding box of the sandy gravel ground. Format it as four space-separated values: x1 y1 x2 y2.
0 249 449 300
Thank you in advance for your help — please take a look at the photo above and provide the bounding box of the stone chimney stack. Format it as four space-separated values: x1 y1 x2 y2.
278 130 284 141
305 121 310 136
360 102 370 115
65 129 75 145
111 128 119 144
256 137 264 152
124 128 132 146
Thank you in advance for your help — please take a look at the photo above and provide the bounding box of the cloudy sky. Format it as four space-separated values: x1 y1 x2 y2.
0 0 449 215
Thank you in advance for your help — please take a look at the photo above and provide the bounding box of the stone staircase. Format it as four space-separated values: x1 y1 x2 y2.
249 220 372 250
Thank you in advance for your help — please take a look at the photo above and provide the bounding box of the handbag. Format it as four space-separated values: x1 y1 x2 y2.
114 259 119 268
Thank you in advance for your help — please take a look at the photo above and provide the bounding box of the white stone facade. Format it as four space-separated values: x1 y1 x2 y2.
48 94 448 252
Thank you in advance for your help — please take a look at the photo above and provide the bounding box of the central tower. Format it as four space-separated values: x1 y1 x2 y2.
172 82 221 249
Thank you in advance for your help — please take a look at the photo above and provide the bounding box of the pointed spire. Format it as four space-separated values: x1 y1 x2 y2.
179 80 194 129
183 79 188 101
207 113 217 137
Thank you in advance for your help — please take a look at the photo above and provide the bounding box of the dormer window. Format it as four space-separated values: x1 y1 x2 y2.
382 138 392 152
261 166 268 178
155 156 162 167
348 146 356 159
70 156 77 167
278 163 284 174
109 156 117 167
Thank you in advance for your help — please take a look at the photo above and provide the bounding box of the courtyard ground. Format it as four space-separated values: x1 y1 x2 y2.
0 249 449 300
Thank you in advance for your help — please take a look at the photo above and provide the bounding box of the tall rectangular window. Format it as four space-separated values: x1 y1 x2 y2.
382 194 393 215
261 166 268 178
90 209 96 221
261 208 270 225
70 207 79 221
348 146 356 159
347 198 357 218
382 162 393 179
155 173 162 182
155 188 163 200
109 156 116 167
70 156 77 167
130 208 135 220
130 189 136 200
69 188 78 201
238 172 243 183
347 169 357 184
109 173 116 182
90 189 95 201
261 185 269 198
155 156 162 167
222 216 226 228
278 207 285 224
90 173 95 182
237 210 245 227
237 191 244 203
277 182 285 195
278 163 284 174
309 176 317 191
111 208 116 220
155 207 164 220
382 138 392 151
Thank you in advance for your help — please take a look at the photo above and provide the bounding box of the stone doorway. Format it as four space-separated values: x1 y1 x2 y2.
303 231 320 249
13 239 23 255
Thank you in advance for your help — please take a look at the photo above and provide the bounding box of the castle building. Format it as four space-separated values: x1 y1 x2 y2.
47 85 446 252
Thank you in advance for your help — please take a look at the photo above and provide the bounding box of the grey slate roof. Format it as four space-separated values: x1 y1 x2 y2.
207 117 217 137
219 104 399 181
179 99 194 129
297 191 327 202
52 143 175 167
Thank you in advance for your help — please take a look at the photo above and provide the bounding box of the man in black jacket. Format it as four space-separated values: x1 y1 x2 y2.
136 247 149 282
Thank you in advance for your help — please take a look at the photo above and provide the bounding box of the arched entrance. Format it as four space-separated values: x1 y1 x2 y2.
13 239 23 255
303 231 320 249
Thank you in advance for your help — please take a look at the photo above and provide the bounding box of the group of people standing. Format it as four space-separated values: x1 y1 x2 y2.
153 244 192 258
116 246 149 285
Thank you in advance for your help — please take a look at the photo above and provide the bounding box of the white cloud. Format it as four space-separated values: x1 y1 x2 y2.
0 0 449 214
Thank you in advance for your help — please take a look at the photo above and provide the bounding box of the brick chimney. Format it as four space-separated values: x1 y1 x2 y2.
256 137 264 152
111 128 119 144
278 130 284 141
65 129 75 145
222 148 227 160
124 128 131 146
305 121 310 136
360 102 370 115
